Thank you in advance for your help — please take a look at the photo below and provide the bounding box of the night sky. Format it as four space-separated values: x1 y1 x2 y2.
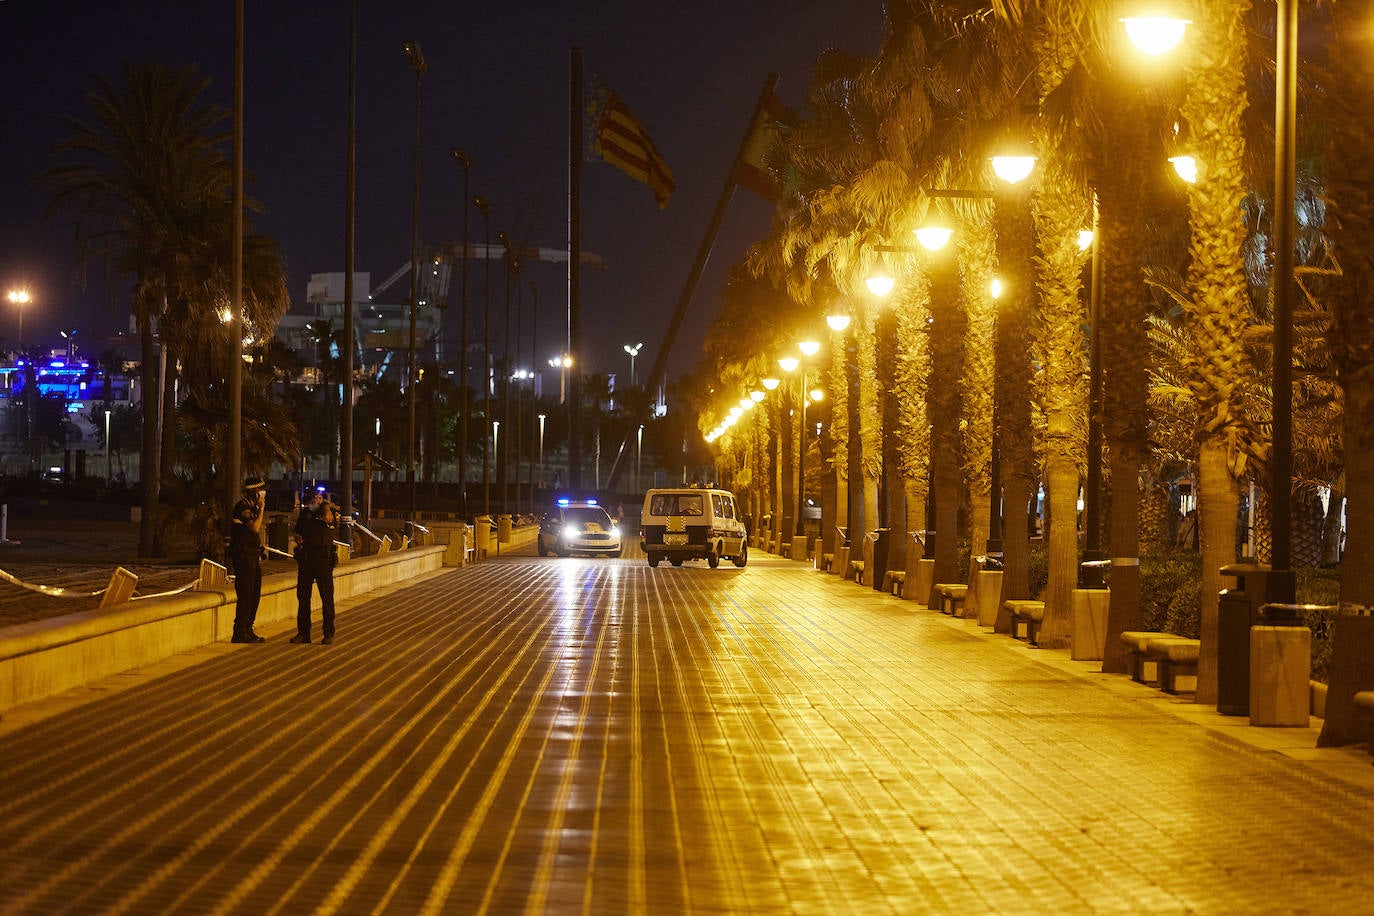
0 2 885 384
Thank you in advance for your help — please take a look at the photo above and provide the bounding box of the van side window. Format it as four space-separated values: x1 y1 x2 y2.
723 497 735 520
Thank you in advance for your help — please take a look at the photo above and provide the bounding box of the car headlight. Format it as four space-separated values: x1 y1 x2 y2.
562 527 581 539
609 526 621 538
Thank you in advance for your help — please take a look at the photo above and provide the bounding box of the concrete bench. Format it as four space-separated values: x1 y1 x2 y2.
883 569 906 597
1005 599 1046 645
1353 692 1374 755
934 583 968 617
850 560 867 586
1120 631 1200 694
822 552 835 572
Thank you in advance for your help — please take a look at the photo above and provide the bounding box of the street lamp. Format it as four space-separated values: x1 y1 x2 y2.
497 230 514 513
794 340 820 538
452 147 473 513
473 194 493 515
538 413 546 489
7 289 30 349
623 341 643 387
402 39 427 523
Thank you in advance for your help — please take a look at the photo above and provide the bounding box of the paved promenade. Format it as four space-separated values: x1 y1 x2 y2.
2 550 1374 914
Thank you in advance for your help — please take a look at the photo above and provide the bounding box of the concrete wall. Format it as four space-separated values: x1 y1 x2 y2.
0 545 446 713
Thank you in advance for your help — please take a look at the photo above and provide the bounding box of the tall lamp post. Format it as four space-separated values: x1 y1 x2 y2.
451 148 473 514
7 289 30 350
623 341 643 387
792 340 821 538
496 231 514 512
402 39 427 522
473 194 493 515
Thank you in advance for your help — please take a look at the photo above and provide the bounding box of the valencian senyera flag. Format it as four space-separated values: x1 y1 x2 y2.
733 89 797 202
585 72 675 209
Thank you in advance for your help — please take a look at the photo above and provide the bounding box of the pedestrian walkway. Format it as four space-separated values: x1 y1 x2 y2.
2 555 1373 914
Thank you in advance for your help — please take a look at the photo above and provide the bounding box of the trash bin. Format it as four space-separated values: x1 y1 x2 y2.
1218 563 1272 716
266 515 289 553
871 528 891 592
497 513 512 544
474 515 492 558
1251 602 1313 727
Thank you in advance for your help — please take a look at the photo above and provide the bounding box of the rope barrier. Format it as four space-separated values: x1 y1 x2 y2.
0 566 109 598
353 523 384 544
131 579 200 601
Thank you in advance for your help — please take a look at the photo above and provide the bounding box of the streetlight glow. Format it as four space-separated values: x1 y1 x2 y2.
865 271 895 297
1170 155 1198 184
1121 16 1190 56
778 356 799 373
990 155 1037 185
990 277 1004 299
1078 229 1095 252
826 314 851 332
762 377 780 391
798 340 820 358
750 390 765 402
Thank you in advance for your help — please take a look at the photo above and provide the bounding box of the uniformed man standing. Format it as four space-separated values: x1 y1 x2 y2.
230 475 268 643
290 488 339 645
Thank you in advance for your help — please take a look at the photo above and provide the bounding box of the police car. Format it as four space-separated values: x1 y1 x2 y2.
536 498 623 558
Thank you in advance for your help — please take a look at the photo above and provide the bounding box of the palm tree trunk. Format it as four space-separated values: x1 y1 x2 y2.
1195 439 1240 704
138 321 160 557
159 347 177 493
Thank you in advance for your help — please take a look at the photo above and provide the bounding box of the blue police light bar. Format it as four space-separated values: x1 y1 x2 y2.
557 498 570 506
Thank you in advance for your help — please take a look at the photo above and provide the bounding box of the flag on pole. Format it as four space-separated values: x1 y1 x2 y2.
585 72 675 209
733 89 796 201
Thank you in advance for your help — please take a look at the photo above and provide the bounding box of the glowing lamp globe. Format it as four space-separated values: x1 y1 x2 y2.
990 155 1036 185
1122 16 1189 56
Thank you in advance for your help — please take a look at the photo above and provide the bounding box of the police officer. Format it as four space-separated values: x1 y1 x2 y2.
230 475 268 643
290 488 338 644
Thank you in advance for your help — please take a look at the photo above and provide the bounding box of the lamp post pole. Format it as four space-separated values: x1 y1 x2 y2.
473 195 492 515
1269 0 1297 605
402 40 426 523
538 413 546 490
497 232 513 513
451 148 472 516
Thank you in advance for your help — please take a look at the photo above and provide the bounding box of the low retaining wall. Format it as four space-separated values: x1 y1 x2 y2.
0 545 446 713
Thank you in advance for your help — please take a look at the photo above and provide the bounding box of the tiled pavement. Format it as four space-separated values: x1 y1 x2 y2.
3 552 1374 914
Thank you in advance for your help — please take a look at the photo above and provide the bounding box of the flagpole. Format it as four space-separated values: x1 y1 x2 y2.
604 72 780 493
568 47 584 491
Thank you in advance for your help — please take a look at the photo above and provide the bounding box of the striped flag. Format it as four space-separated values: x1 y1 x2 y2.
585 72 675 209
733 89 797 202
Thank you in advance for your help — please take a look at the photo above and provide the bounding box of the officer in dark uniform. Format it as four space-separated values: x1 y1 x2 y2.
290 488 338 644
230 475 268 643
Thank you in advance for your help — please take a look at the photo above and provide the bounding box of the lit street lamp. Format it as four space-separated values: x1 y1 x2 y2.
623 341 643 387
402 39 427 523
7 289 30 350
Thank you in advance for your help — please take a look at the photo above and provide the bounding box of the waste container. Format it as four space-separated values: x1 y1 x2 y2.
870 528 892 592
1217 563 1272 716
497 513 513 544
266 515 290 553
474 514 492 558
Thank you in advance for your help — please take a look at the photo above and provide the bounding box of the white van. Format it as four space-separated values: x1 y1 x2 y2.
640 487 748 568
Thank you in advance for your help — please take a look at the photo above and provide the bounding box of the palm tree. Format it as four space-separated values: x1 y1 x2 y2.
41 61 231 556
1176 0 1260 703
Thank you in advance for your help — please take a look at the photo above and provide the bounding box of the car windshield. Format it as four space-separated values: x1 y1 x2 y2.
650 493 704 516
564 507 612 526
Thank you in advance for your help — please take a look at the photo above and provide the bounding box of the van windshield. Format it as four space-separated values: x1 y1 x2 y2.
649 493 705 517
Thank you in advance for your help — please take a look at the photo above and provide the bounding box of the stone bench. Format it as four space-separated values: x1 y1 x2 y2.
1353 692 1374 755
934 583 969 617
1120 631 1200 694
883 569 906 597
1005 599 1046 645
850 560 867 586
822 552 835 572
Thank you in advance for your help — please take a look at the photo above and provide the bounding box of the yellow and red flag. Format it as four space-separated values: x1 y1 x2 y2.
585 73 675 209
